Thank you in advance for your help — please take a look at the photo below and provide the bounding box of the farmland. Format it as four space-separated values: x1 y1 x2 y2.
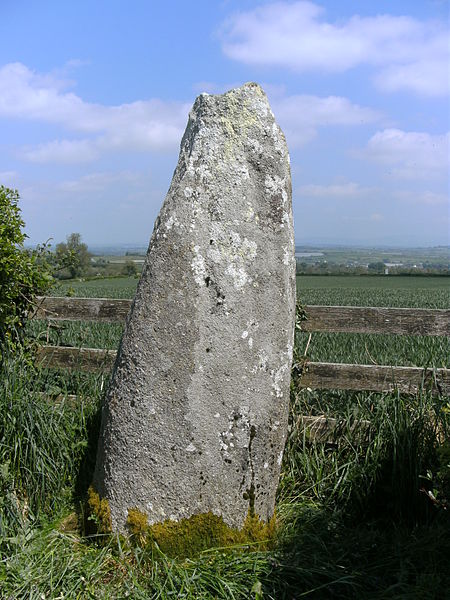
32 275 449 369
2 273 449 598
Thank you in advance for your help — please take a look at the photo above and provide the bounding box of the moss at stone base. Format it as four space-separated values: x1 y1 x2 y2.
86 486 112 534
127 508 277 559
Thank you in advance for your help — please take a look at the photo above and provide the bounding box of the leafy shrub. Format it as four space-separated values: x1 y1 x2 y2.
0 186 53 350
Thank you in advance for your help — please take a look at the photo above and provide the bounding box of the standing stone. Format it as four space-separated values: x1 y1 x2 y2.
93 82 296 532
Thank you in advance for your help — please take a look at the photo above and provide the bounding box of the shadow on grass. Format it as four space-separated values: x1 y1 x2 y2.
74 401 103 501
264 502 450 599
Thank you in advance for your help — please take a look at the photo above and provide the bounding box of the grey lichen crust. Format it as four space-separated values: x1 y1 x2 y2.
93 82 296 532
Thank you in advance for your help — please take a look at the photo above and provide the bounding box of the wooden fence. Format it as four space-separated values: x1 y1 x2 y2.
31 296 450 396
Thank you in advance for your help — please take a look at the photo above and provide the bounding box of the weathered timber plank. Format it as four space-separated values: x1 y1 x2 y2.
299 361 450 395
32 296 132 322
302 305 450 336
36 345 116 372
32 298 449 336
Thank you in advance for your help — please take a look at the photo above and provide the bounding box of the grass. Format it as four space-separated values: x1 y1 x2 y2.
1 352 449 598
3 274 450 598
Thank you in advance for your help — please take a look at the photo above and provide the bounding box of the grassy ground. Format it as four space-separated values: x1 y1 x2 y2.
3 274 450 598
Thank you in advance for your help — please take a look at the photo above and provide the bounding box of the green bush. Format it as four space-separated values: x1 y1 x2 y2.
0 186 53 350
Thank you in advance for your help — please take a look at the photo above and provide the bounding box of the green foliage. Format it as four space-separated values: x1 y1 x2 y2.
121 258 138 277
0 186 53 349
1 273 449 597
368 261 386 273
0 351 99 548
53 232 92 279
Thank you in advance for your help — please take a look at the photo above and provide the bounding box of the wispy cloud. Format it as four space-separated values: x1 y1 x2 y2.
0 62 191 163
364 129 449 179
393 190 449 206
57 171 142 193
298 181 374 198
0 171 19 186
220 1 449 96
272 94 381 147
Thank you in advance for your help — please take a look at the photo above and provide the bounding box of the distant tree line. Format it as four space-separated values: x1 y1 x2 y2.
296 260 449 276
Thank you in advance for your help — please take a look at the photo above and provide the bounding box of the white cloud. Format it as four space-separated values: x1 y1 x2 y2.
272 94 381 147
0 62 190 163
220 1 449 96
298 181 373 198
57 171 142 193
393 190 449 206
365 129 450 179
374 57 449 97
22 139 100 163
0 171 18 186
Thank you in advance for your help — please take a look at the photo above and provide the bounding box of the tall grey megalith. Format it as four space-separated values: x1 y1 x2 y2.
93 82 296 532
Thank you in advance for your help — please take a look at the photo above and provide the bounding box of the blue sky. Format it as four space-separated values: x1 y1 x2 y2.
0 0 448 247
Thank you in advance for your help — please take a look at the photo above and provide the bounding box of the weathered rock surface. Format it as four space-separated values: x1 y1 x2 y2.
93 82 296 532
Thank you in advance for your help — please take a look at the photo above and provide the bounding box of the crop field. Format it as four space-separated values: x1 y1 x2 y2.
3 274 449 598
31 275 449 369
51 274 450 306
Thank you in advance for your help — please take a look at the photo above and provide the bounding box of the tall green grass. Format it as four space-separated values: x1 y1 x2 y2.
2 274 449 597
0 352 101 543
1 348 449 598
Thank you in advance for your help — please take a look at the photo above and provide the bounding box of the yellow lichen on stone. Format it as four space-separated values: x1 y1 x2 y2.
219 88 264 161
87 486 112 534
241 511 277 549
125 508 277 558
127 507 149 545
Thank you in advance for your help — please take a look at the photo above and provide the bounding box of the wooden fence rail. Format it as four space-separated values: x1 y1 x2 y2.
32 296 450 396
32 296 450 336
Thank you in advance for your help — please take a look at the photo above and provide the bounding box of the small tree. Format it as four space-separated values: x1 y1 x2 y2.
0 186 53 350
54 232 92 279
121 259 138 277
368 261 385 274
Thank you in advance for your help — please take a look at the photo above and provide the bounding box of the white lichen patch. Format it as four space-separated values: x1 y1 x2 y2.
244 201 258 223
272 122 286 157
207 229 258 290
241 331 249 339
286 343 294 362
219 407 251 458
251 348 269 374
226 264 249 289
270 363 289 398
185 443 197 452
165 214 179 231
191 245 207 286
265 174 287 204
283 246 290 265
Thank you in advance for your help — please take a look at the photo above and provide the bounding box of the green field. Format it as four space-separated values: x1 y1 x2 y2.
53 274 450 305
33 275 449 369
3 274 449 598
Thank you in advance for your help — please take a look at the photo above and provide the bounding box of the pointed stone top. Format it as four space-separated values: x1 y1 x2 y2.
200 82 265 98
195 82 270 114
